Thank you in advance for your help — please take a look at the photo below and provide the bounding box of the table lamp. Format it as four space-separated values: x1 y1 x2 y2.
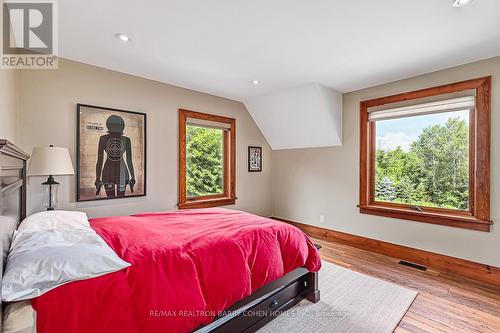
28 145 75 210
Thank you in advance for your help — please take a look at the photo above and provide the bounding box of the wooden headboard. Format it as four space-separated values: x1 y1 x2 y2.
0 140 30 309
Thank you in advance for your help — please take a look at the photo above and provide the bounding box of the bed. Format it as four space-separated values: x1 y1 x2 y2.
1 140 321 333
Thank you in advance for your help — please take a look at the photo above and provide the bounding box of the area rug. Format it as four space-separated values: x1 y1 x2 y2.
258 261 417 333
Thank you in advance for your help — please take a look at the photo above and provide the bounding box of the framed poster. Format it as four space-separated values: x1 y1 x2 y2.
248 146 262 172
77 104 146 202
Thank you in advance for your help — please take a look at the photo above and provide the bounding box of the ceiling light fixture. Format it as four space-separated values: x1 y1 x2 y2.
452 0 474 7
252 80 260 85
115 33 130 42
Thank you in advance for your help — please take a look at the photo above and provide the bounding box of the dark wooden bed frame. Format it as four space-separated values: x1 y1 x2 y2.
0 140 30 329
196 268 319 333
0 139 320 333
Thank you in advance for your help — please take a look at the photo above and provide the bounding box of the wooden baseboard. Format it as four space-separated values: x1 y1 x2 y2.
272 217 500 287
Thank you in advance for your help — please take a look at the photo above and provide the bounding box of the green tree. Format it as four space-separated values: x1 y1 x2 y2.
375 117 469 210
376 147 406 181
410 117 469 209
395 176 415 203
186 125 224 197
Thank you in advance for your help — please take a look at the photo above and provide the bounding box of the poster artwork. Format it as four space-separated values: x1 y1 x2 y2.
77 104 146 201
248 146 262 172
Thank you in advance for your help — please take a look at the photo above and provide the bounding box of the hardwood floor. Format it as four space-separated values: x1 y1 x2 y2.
313 237 500 333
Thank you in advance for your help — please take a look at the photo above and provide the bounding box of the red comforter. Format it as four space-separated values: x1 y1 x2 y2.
31 208 321 333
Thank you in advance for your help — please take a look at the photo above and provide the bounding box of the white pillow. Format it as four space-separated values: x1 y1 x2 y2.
1 228 130 302
18 211 90 232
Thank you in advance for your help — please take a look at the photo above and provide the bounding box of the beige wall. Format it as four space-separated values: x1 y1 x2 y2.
272 56 500 267
0 70 18 142
18 59 272 218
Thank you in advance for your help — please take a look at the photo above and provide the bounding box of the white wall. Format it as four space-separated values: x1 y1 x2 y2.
272 56 500 267
244 83 342 149
18 59 272 218
0 70 18 142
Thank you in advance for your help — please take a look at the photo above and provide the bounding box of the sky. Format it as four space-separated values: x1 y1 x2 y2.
376 110 469 151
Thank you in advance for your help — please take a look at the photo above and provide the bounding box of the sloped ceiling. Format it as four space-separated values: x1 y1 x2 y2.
244 83 342 150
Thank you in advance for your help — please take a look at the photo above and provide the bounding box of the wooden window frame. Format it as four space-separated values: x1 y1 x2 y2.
178 109 236 209
359 77 492 232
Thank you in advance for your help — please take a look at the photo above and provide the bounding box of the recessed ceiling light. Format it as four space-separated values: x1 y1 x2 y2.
452 0 474 7
115 33 131 42
252 80 260 85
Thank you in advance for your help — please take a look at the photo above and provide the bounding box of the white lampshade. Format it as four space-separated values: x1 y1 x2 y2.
28 146 75 176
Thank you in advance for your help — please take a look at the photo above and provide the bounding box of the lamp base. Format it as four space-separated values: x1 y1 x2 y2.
42 175 59 186
42 175 59 211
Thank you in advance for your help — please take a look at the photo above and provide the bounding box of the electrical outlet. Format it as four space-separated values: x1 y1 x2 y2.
319 215 325 223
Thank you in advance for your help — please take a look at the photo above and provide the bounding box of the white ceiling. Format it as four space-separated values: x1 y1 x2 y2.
59 0 500 102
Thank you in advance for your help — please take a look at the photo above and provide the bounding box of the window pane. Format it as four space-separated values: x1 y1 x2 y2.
186 125 224 197
375 110 470 210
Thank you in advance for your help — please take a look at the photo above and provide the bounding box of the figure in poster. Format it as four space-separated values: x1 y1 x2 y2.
95 115 136 197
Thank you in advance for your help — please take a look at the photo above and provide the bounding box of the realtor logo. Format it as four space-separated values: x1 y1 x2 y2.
1 0 58 68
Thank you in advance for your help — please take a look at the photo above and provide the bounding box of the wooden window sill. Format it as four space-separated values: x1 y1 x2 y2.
359 204 491 232
178 197 236 209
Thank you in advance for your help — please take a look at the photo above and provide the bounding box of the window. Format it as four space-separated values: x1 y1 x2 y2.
178 109 236 209
186 126 224 197
374 99 473 211
359 77 491 232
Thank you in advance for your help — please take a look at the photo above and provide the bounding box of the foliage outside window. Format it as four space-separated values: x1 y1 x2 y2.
375 112 470 211
179 109 236 209
359 77 491 232
186 125 224 197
